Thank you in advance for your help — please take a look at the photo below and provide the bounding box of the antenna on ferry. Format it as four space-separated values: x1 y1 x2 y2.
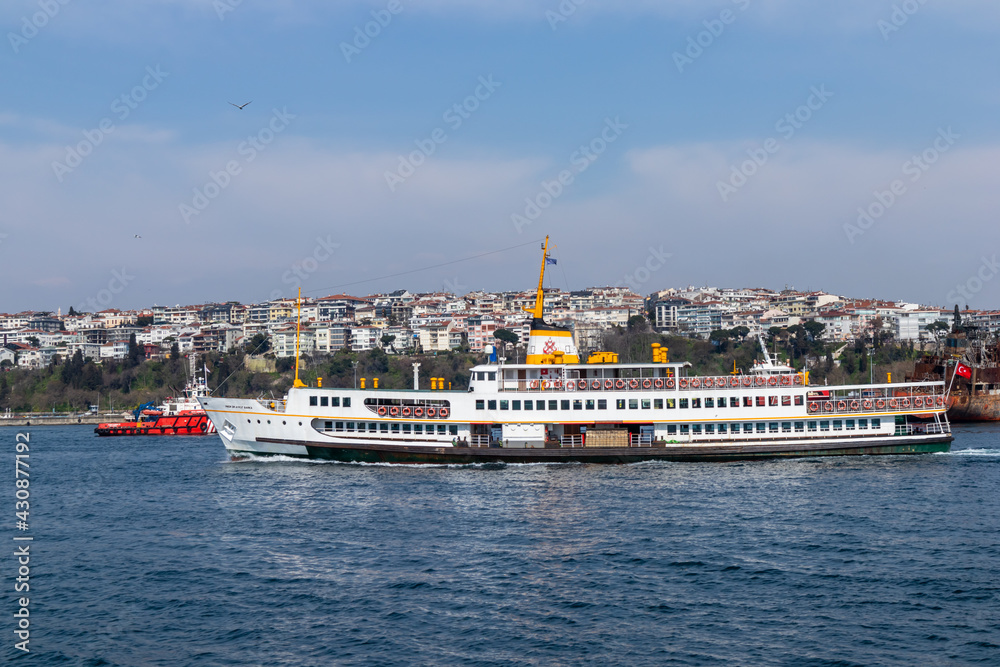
293 287 307 388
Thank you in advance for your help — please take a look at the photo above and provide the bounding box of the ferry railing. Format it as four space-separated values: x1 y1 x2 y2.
264 400 287 413
894 423 948 436
469 434 491 446
561 434 584 447
629 433 655 447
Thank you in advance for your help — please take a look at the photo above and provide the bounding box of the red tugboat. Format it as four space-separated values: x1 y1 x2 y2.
95 367 216 436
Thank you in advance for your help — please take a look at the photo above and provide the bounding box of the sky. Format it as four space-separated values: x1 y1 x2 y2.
1 0 999 314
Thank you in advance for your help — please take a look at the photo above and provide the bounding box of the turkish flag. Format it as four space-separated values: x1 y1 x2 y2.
956 363 972 379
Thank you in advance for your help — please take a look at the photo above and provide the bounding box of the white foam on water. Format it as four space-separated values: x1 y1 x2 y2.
938 448 1000 457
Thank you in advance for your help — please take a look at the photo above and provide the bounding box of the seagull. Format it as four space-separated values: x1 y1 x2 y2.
134 234 141 239
229 101 252 110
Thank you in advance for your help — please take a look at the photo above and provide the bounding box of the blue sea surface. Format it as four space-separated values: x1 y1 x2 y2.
3 423 999 665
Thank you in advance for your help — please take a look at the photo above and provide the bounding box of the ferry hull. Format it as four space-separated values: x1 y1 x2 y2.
240 435 952 464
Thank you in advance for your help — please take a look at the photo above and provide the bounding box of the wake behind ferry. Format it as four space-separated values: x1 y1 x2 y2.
200 239 952 463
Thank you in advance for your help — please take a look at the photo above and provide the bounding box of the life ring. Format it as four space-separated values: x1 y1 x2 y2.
615 379 626 389
901 398 910 409
837 401 847 411
377 406 387 416
824 401 833 411
889 399 898 409
863 400 872 410
793 375 803 385
780 376 791 386
755 377 765 386
679 379 689 389
541 380 550 390
530 380 539 390
666 379 676 389
742 377 752 387
591 380 601 390
439 407 450 418
389 406 400 416
604 379 614 390
937 396 944 407
768 377 778 386
914 397 924 408
719 378 728 388
402 406 412 417
414 407 424 417
850 400 860 410
554 380 563 390
426 408 437 417
809 402 818 412
730 377 739 387
876 399 885 409
200 421 208 433
629 379 640 389
654 379 664 389
691 378 701 388
566 380 576 391
642 379 652 390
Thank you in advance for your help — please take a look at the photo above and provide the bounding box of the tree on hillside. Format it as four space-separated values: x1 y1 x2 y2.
127 333 142 367
245 333 270 355
803 320 825 341
627 315 648 331
952 304 963 333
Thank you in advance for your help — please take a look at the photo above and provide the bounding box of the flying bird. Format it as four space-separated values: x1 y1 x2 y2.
229 101 252 110
134 234 141 239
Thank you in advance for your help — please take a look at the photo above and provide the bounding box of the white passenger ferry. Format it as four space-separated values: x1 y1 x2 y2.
200 240 952 463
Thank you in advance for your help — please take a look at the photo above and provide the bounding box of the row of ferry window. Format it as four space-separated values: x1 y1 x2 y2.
672 418 882 435
324 421 459 436
309 396 353 407
476 395 805 411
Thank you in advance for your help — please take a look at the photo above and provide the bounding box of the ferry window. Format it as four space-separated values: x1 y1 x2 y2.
598 400 607 410
781 395 791 406
512 400 521 410
346 421 355 431
718 424 727 434
573 400 583 411
628 399 638 410
320 397 329 407
402 424 411 434
716 397 725 409
858 419 868 429
729 397 739 408
324 420 332 431
654 399 663 409
680 399 689 409
476 400 485 410
335 421 344 431
731 424 740 434
524 401 533 411
488 372 496 381
641 399 651 409
692 398 701 409
449 425 458 436
769 396 778 407
756 423 766 433
692 424 702 435
680 425 689 435
414 424 422 434
332 397 341 407
380 423 388 433
667 425 677 435
794 422 804 432
781 422 791 433
586 400 595 410
310 396 318 406
561 400 570 410
666 399 675 409
705 398 714 408
744 423 753 433
820 420 830 431
343 398 351 407
550 400 558 410
369 423 377 432
743 397 752 407
488 400 497 410
756 396 766 407
616 399 625 410
808 421 817 432
500 400 508 410
872 419 881 429
437 424 447 434
705 424 714 434
769 423 779 433
537 400 546 410
477 372 485 381
794 396 804 406
833 420 842 431
846 419 855 431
